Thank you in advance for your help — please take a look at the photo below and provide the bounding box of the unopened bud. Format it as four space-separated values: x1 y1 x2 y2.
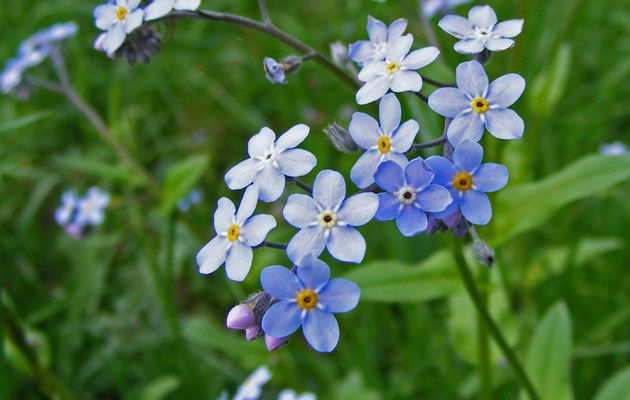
324 123 359 153
264 334 288 352
226 304 255 330
245 326 262 341
280 55 302 74
473 239 495 268
330 41 349 65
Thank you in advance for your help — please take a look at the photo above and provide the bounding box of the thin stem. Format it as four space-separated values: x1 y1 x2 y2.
413 91 429 103
451 238 541 400
420 74 455 88
416 0 440 49
289 177 313 194
478 268 492 400
0 285 9 400
410 134 446 150
256 241 288 250
258 0 272 25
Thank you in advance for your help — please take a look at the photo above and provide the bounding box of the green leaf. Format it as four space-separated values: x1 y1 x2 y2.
137 376 180 400
0 111 52 134
54 154 144 186
528 44 571 116
331 371 382 400
159 155 209 215
521 302 573 400
593 366 630 400
493 155 630 245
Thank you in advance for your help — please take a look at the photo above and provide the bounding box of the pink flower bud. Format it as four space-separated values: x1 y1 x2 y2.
226 304 255 330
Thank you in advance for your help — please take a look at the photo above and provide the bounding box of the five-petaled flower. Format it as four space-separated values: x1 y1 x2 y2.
225 125 317 202
75 187 111 227
260 255 360 352
283 170 378 263
355 34 439 105
262 57 287 84
426 140 508 225
144 0 201 21
94 0 144 56
438 5 523 54
374 158 453 236
349 93 419 188
349 16 408 65
428 60 525 146
197 186 276 281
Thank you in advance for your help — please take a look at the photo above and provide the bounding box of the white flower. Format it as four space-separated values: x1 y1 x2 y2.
277 389 317 400
196 186 276 281
355 34 439 105
438 5 523 54
225 124 317 202
75 187 111 226
233 366 272 400
93 0 144 56
349 16 408 65
144 0 201 21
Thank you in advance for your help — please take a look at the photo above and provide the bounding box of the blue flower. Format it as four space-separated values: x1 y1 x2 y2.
349 16 408 65
421 0 472 19
355 34 439 105
438 5 523 54
374 158 452 236
18 22 78 55
1 45 48 94
94 0 144 56
225 125 316 202
75 187 111 227
197 186 276 281
600 142 628 156
349 93 419 188
283 170 378 263
428 60 525 146
144 0 201 21
55 190 79 226
263 57 287 84
260 255 360 352
426 140 508 225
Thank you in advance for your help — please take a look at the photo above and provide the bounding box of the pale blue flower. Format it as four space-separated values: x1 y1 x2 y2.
75 187 111 226
600 142 628 156
0 50 46 93
349 93 418 188
225 125 316 202
263 57 287 84
197 186 276 281
277 389 317 400
349 16 408 65
439 5 523 54
18 22 78 55
356 34 439 104
374 158 452 236
233 366 272 400
177 189 202 212
426 140 508 225
144 0 201 21
428 60 525 146
421 0 472 18
283 170 378 263
94 0 144 56
55 190 79 226
261 255 360 352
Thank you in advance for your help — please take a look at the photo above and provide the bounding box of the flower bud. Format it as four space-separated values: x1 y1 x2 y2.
107 26 162 65
330 41 349 65
245 326 262 341
226 304 255 330
280 55 302 74
264 334 288 352
473 239 495 268
324 123 359 153
263 57 287 84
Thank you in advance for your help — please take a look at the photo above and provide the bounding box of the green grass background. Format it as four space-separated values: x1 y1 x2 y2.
2 0 630 398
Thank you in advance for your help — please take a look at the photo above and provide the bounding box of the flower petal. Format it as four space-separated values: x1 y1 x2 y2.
390 70 422 93
275 124 310 150
318 278 360 313
262 302 302 338
349 112 381 149
241 214 276 246
456 61 488 98
390 119 419 152
197 236 227 274
401 46 440 70
349 40 375 64
375 192 402 221
453 140 483 173
357 61 386 82
473 163 509 192
447 112 485 146
277 149 316 177
438 14 475 38
374 160 405 192
124 10 144 33
225 241 253 281
214 197 236 233
484 108 524 140
460 190 492 225
261 265 301 300
302 309 339 352
297 254 330 291
283 194 320 229
337 192 379 226
367 16 387 43
415 184 453 212
425 155 456 186
350 150 382 189
103 24 126 56
431 188 460 219
468 5 497 29
248 127 276 158
94 4 116 30
387 18 408 42
387 33 413 61
236 185 259 223
485 38 515 52
454 38 485 54
287 227 326 263
493 19 524 38
327 226 366 263
356 75 391 105
396 206 428 237
253 166 286 202
428 87 471 118
174 0 200 10
405 157 434 190
313 170 346 211
487 74 525 108
379 93 401 136
225 158 260 190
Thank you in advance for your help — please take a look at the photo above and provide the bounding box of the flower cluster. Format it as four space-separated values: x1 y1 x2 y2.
55 187 110 238
219 366 316 400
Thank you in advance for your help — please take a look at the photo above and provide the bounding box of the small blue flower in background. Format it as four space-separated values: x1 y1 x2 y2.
349 93 419 188
225 124 316 202
600 142 628 156
263 57 287 84
349 16 408 65
75 187 111 227
426 140 508 225
374 158 452 236
144 0 201 21
19 22 78 55
429 60 525 146
438 5 523 54
197 186 276 281
261 255 360 352
94 0 144 56
421 0 472 19
278 389 317 400
232 366 272 400
55 191 79 226
356 34 439 105
283 170 378 263
177 189 203 212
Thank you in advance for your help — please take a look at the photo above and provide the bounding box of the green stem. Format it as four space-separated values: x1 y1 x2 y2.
0 285 9 400
478 268 492 400
451 238 540 400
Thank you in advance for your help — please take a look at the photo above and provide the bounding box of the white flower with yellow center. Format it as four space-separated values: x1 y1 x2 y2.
196 186 277 281
93 0 144 56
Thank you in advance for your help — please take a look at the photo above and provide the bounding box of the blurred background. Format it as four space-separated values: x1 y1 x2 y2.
2 0 630 398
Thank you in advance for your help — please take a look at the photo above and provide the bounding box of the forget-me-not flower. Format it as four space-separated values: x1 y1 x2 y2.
600 142 628 156
144 0 201 21
428 60 525 146
374 158 452 236
349 93 419 188
225 124 316 202
283 170 378 263
75 187 111 227
55 191 79 226
277 390 317 400
349 17 408 65
94 0 144 56
233 366 272 400
18 22 78 55
438 5 524 54
261 255 360 352
356 34 439 105
197 186 276 281
263 57 287 84
426 140 508 225
421 0 472 19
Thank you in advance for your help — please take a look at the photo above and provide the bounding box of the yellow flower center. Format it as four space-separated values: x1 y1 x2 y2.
385 61 400 75
116 6 128 21
453 172 473 191
319 211 337 228
377 136 391 153
227 224 240 241
296 289 318 309
471 97 489 113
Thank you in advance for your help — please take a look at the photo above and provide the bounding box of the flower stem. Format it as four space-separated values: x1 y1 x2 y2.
258 0 272 25
451 237 540 400
257 241 288 250
288 177 313 194
478 267 492 400
410 134 446 151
